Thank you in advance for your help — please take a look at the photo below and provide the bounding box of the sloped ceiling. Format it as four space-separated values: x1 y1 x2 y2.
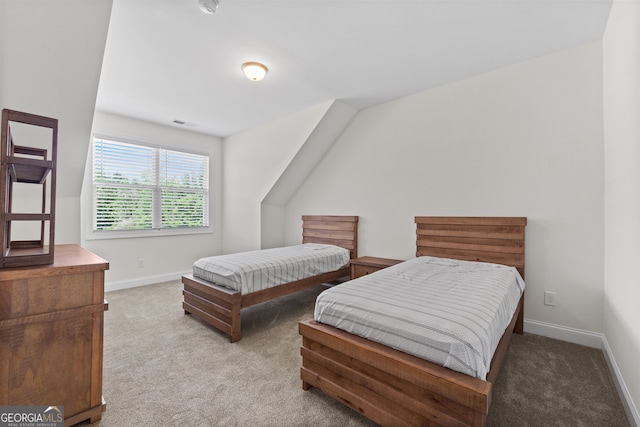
96 0 612 139
0 0 113 198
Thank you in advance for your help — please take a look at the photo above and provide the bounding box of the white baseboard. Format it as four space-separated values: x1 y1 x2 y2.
524 318 603 348
105 270 190 292
524 318 639 426
602 336 640 427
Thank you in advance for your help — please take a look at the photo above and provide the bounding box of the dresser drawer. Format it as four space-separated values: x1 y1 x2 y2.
352 264 383 279
350 257 403 280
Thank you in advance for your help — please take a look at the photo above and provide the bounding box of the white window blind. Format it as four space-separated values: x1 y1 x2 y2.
92 137 209 234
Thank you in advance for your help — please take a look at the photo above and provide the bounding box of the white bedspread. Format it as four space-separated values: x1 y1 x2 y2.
314 256 525 380
193 243 350 294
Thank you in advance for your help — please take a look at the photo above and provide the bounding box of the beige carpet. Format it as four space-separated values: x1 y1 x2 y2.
91 280 629 427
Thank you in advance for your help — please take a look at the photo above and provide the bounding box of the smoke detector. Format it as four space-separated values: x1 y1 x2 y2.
198 0 219 14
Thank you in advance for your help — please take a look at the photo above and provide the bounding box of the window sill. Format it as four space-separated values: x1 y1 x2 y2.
85 226 213 241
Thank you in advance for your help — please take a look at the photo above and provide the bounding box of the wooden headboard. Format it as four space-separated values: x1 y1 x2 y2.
302 215 358 259
415 216 527 278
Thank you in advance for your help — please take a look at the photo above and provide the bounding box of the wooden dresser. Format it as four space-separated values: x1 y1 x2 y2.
0 244 109 426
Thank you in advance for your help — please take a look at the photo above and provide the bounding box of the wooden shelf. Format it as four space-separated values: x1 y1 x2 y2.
4 213 52 221
0 109 57 269
8 156 53 184
2 246 52 268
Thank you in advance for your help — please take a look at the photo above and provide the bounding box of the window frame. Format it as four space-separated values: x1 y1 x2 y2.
86 133 213 240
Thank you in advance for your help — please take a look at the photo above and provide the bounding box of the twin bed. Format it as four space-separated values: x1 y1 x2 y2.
182 215 358 342
183 215 526 427
300 216 526 427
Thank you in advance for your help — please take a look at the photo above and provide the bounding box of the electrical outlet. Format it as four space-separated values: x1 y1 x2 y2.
544 291 557 306
137 258 144 268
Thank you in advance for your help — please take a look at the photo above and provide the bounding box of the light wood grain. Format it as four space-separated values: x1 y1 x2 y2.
299 216 527 427
0 245 109 426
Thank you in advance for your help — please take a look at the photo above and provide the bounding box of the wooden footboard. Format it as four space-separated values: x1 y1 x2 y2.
300 320 491 426
183 266 350 342
183 274 242 342
299 294 523 427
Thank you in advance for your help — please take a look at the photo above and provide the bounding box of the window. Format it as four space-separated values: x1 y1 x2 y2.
90 135 210 238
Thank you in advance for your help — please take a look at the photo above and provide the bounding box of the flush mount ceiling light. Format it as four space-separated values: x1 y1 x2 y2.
241 62 268 81
198 0 219 14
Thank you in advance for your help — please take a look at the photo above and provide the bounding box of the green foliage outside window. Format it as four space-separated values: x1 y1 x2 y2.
93 138 209 232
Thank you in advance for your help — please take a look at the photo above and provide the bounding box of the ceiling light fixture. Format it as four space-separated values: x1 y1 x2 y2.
197 0 219 14
241 62 268 81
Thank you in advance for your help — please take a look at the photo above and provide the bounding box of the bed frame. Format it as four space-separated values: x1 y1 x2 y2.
299 216 527 427
182 215 358 342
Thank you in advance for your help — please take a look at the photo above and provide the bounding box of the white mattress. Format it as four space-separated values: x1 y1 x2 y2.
193 243 351 294
314 256 525 380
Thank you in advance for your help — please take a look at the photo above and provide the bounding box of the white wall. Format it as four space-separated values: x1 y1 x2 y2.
0 0 112 245
603 0 640 423
222 101 333 253
0 5 4 105
284 42 605 335
84 112 223 289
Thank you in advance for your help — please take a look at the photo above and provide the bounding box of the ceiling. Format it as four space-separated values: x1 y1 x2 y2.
95 0 612 139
